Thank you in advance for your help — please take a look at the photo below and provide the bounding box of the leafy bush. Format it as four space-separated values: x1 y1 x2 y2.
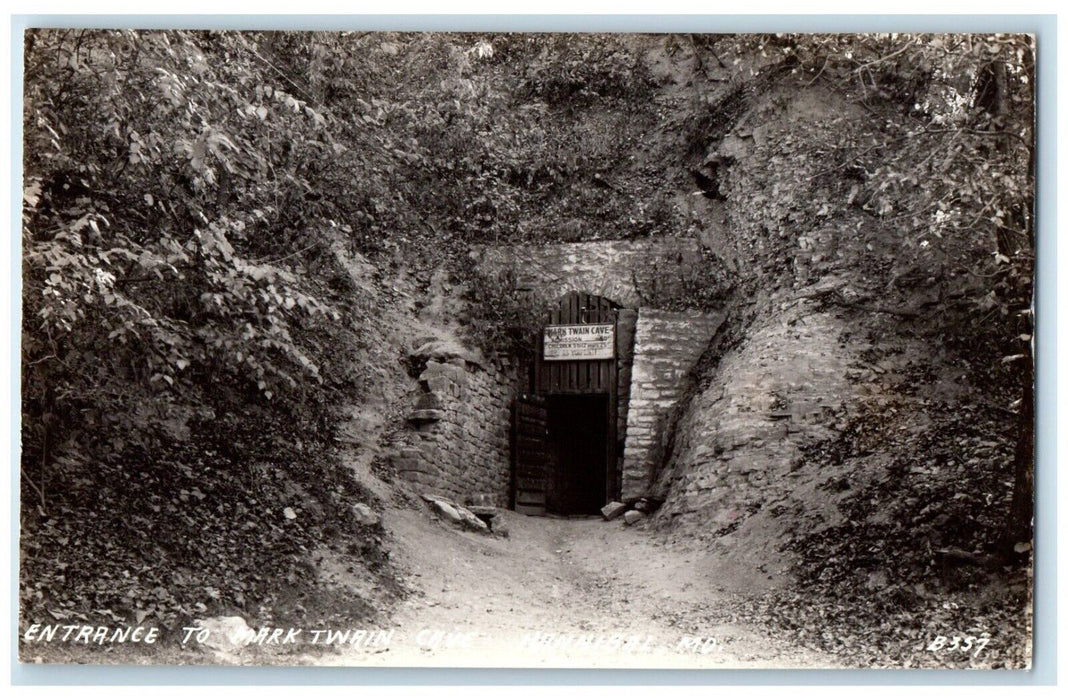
20 29 389 627
634 249 735 312
513 34 657 105
457 263 551 364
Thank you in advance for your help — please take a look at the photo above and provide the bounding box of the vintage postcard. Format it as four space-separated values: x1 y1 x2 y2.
17 27 1036 671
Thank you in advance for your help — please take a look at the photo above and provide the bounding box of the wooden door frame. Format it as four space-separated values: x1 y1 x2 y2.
530 291 622 507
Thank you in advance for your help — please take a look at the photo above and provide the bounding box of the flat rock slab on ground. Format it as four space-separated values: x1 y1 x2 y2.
429 499 462 524
427 496 489 533
601 501 628 520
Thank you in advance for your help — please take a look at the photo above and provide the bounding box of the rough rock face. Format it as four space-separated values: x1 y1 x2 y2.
642 73 1025 595
645 85 882 559
653 302 858 537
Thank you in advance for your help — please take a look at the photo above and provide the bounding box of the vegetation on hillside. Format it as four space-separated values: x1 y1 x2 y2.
709 32 1034 546
19 29 680 638
673 33 1034 668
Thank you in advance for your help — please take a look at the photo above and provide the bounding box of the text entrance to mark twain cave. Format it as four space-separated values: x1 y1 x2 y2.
546 394 609 515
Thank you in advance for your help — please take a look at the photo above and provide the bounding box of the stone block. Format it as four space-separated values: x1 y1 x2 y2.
414 392 444 411
623 510 646 525
425 376 452 394
408 409 445 424
600 501 628 520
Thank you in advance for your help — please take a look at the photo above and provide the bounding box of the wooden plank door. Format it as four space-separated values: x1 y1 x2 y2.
547 394 609 515
512 393 552 516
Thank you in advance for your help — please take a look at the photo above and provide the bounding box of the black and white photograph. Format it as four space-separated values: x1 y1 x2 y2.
16 26 1037 671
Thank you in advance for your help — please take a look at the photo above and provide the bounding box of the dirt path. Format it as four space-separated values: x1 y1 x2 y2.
321 505 840 669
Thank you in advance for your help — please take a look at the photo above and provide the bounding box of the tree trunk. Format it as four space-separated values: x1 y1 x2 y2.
1003 373 1034 556
985 52 1036 561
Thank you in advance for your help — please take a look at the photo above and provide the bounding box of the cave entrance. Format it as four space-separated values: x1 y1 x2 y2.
512 291 630 516
546 394 609 515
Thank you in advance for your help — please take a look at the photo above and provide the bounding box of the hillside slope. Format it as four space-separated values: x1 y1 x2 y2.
644 49 1032 667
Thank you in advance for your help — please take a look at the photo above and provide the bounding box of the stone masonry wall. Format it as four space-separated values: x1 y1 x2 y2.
621 309 724 500
615 308 639 441
392 358 514 507
475 238 703 309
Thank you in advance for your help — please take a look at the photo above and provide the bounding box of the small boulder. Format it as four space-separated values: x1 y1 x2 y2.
427 496 490 534
623 510 646 525
455 505 490 533
493 520 510 538
352 502 380 527
600 501 628 521
194 616 252 654
633 497 663 514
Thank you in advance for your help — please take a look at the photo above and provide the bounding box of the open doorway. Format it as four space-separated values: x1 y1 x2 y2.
546 394 609 515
